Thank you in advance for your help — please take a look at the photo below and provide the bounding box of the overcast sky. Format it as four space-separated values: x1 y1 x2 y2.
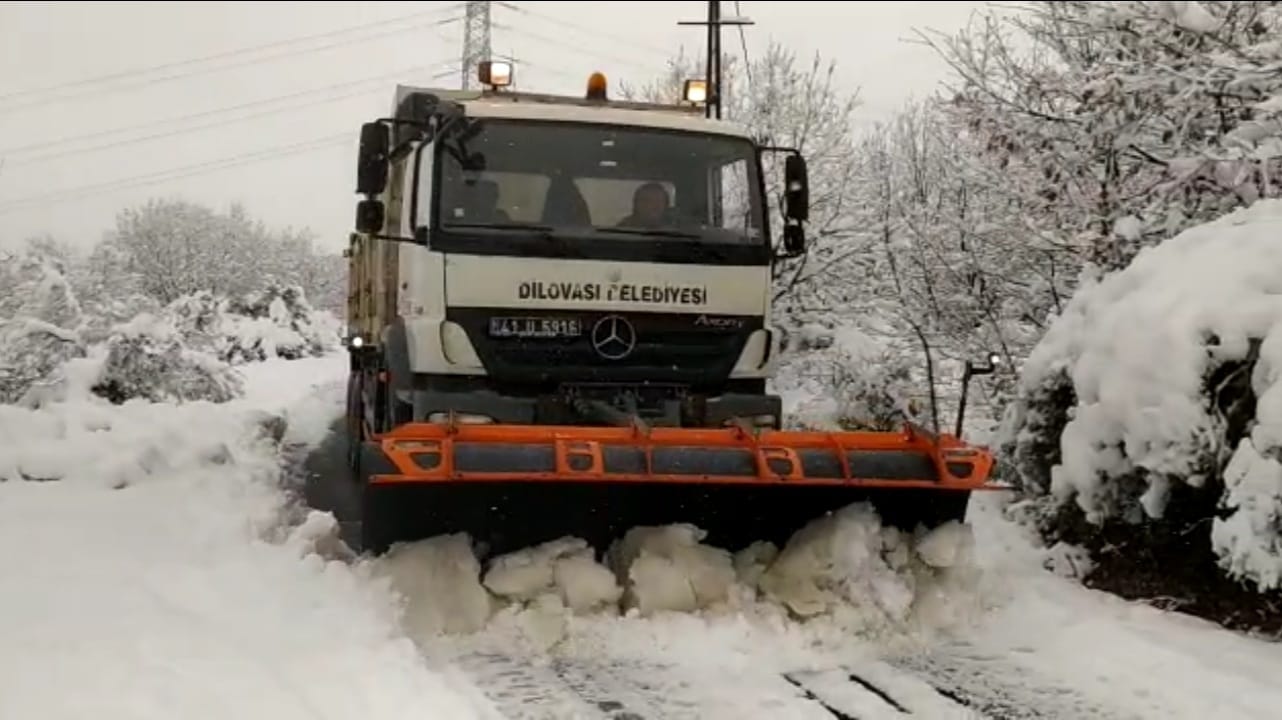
0 1 982 253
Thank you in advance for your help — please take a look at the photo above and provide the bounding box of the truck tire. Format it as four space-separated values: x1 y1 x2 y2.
345 371 364 472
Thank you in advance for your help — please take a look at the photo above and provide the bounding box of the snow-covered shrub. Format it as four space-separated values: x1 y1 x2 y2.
159 285 340 365
998 199 1282 592
223 283 341 362
0 247 88 405
774 320 918 431
0 319 85 406
91 314 243 405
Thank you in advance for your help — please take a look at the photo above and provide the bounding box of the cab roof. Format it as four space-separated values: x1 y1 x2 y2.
392 84 756 141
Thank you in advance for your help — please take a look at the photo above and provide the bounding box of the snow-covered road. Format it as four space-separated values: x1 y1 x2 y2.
3 353 1281 720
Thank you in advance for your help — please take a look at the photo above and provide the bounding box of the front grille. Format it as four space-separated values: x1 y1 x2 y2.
447 308 762 389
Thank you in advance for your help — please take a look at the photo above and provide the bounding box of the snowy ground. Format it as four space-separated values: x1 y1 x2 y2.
0 354 493 719
4 352 1282 719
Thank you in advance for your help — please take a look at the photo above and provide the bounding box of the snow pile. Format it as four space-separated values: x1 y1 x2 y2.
373 534 498 638
483 536 622 613
999 198 1282 590
757 504 982 636
606 525 745 615
773 320 918 431
380 503 984 644
0 365 488 718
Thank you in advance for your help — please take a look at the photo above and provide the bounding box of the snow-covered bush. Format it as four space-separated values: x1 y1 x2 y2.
0 248 340 409
999 199 1282 592
0 247 88 405
131 285 339 366
223 284 341 362
0 319 85 406
91 314 243 405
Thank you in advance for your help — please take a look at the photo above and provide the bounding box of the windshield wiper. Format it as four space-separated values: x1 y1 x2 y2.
594 226 701 240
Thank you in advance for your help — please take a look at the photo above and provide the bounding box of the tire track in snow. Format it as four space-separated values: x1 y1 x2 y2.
450 651 1018 720
886 646 1144 720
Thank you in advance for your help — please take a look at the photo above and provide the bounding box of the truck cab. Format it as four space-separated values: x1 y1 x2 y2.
346 66 809 437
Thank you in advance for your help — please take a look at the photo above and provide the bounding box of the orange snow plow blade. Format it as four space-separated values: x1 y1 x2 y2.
354 422 1002 556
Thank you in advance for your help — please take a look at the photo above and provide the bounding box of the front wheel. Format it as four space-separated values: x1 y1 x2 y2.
345 371 364 473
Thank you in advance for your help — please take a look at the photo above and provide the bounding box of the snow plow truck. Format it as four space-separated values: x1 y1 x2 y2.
342 62 1000 557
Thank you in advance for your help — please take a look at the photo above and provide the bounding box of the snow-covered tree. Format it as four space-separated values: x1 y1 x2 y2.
621 42 865 313
103 197 344 310
0 242 86 406
921 0 1282 271
2 199 345 408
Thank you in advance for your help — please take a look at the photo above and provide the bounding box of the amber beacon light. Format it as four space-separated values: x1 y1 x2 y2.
586 72 608 100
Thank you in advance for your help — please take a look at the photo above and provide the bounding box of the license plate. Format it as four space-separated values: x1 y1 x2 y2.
488 316 583 339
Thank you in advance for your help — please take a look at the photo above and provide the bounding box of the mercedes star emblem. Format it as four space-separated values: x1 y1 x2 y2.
590 314 637 360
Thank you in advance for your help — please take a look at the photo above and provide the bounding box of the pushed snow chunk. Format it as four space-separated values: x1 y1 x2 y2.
285 510 355 563
916 521 973 569
484 537 589 600
554 550 623 613
607 524 737 615
373 533 495 637
757 503 920 625
483 536 621 613
734 540 779 589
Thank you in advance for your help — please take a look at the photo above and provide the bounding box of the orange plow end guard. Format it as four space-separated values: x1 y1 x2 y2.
362 421 1001 491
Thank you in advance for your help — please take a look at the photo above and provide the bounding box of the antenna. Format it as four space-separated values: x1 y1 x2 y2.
678 1 753 119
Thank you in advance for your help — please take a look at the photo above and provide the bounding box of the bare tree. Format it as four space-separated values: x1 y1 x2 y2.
623 41 867 313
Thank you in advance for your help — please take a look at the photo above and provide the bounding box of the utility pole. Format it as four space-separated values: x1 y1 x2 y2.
679 1 752 119
461 1 493 89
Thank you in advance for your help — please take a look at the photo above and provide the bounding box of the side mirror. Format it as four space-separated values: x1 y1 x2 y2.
782 223 806 258
355 199 385 235
784 154 809 222
357 122 390 196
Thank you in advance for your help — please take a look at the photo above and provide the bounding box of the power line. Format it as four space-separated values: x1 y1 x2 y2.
0 12 459 113
490 20 658 75
734 0 755 93
0 133 352 214
497 2 674 58
9 87 378 167
0 64 437 159
0 4 457 106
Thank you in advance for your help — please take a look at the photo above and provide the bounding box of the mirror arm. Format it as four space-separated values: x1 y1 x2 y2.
757 144 801 156
954 353 1001 439
364 232 420 244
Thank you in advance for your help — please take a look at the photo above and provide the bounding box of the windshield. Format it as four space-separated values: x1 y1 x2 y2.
430 118 766 263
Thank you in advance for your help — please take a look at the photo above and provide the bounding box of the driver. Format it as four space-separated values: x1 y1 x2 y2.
465 179 510 222
618 182 671 228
